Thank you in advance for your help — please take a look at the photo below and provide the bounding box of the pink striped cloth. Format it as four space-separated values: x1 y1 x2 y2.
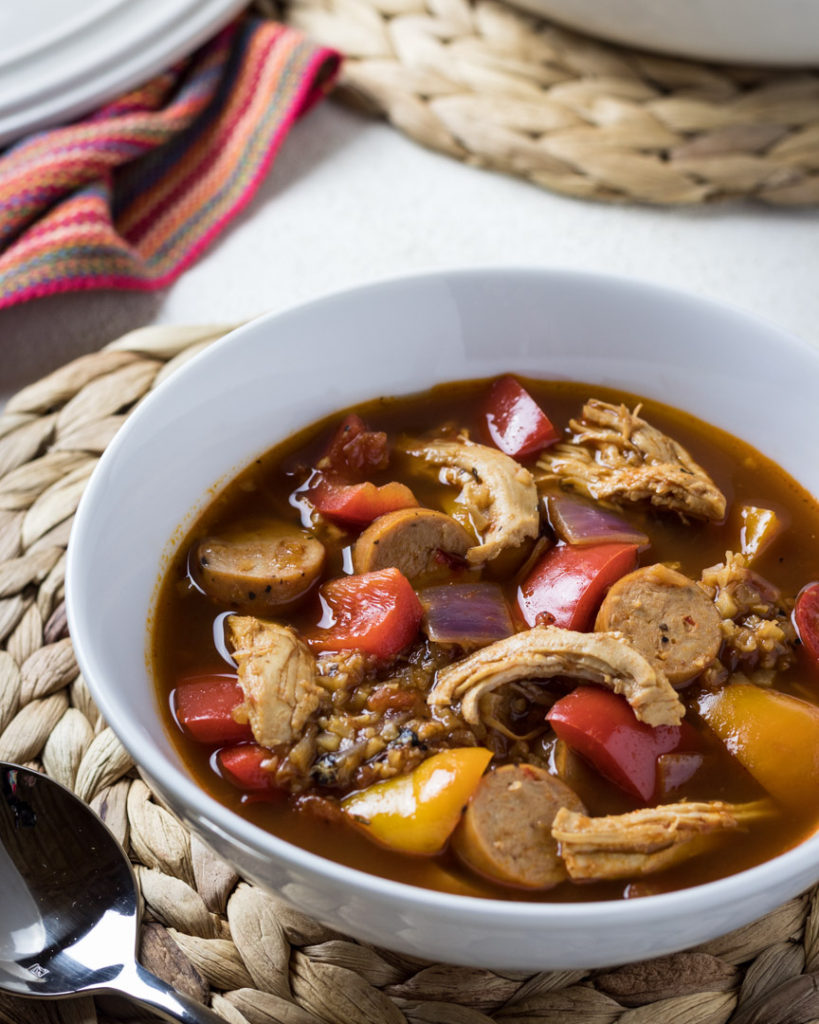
0 15 339 310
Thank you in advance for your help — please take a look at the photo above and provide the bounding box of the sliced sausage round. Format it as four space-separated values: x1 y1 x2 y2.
194 520 325 612
594 562 721 684
451 763 585 889
352 507 472 579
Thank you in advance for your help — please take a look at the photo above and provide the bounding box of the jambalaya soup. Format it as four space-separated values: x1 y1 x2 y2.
152 377 819 901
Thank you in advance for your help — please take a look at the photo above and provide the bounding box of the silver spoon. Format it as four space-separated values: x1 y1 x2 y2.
0 761 226 1023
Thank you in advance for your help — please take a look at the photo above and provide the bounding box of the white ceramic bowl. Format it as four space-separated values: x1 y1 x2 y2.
510 0 819 65
66 268 819 970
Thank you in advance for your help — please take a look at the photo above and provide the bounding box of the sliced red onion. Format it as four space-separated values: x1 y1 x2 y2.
419 582 515 646
547 494 650 549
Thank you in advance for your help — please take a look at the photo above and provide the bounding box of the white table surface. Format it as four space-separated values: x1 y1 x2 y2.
3 100 819 409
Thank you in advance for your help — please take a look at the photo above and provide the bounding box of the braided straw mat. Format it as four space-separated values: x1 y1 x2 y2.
278 0 819 204
3 323 819 1024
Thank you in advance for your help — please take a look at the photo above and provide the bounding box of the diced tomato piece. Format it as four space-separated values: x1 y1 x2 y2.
365 685 422 713
484 376 560 458
795 582 819 667
320 414 389 478
307 567 423 658
517 542 638 631
174 676 251 745
310 478 418 525
547 686 694 802
218 744 277 791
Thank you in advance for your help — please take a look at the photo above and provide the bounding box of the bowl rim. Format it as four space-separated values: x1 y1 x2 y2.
501 0 819 67
65 264 819 928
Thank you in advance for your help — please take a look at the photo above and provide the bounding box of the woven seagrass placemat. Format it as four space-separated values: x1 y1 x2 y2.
2 324 819 1024
276 0 819 204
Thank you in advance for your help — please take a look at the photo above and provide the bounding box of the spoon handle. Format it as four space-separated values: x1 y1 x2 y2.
114 962 228 1024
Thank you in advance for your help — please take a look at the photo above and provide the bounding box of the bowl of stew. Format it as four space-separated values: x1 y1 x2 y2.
66 268 819 969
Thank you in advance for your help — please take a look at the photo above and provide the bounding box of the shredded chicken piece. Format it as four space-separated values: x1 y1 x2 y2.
700 552 796 679
401 438 539 564
228 616 325 749
538 400 726 521
429 625 684 727
552 799 775 880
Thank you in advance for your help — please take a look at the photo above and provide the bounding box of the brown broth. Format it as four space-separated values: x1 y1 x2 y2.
152 377 819 901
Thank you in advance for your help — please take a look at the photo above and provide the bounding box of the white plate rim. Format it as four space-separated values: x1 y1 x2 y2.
0 0 249 146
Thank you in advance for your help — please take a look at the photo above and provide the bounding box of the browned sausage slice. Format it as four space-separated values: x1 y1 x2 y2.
352 507 472 579
451 763 585 889
594 563 721 684
195 521 325 612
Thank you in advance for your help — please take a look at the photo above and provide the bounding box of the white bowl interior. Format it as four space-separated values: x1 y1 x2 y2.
66 268 819 969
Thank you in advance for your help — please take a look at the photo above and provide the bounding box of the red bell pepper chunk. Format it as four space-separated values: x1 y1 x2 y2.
484 376 560 458
518 542 638 631
218 744 276 791
174 676 251 745
547 686 693 802
321 414 389 478
307 567 423 658
795 582 819 668
310 478 418 525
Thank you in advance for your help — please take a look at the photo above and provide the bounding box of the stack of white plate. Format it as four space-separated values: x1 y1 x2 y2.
0 0 247 146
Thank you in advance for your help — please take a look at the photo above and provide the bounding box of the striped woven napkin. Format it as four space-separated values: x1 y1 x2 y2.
0 14 339 311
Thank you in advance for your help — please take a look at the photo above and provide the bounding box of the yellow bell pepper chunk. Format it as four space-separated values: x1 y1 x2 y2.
739 505 783 562
697 682 819 809
341 747 492 855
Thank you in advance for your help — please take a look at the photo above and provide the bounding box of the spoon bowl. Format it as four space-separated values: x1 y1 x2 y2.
0 762 223 1023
